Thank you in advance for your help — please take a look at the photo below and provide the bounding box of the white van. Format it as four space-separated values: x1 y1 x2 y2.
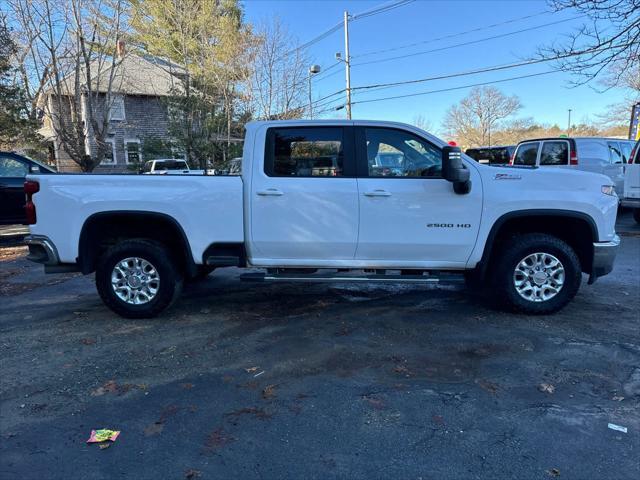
511 137 636 195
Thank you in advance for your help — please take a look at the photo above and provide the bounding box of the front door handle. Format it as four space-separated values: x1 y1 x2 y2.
364 190 391 197
256 188 284 196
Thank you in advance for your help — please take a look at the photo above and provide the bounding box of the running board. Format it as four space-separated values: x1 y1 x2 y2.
240 272 464 284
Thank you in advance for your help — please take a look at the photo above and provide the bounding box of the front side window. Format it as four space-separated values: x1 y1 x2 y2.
0 156 28 177
513 142 539 166
620 142 633 163
540 141 569 165
365 128 441 177
608 142 623 164
266 127 344 177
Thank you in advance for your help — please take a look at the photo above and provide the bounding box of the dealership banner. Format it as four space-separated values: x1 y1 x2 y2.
630 103 640 141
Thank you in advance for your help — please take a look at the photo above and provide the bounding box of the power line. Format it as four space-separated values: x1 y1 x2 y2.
351 0 415 21
349 70 560 106
349 42 627 93
282 0 415 60
352 10 551 59
352 15 587 67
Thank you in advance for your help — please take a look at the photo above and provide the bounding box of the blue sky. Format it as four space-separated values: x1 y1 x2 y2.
243 0 629 132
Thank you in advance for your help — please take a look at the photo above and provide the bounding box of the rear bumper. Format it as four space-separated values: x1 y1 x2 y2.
588 235 620 284
24 235 60 265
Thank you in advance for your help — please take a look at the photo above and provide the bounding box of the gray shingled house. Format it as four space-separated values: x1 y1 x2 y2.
37 52 184 173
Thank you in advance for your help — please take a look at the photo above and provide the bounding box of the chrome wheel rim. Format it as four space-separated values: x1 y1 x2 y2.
111 257 160 305
513 252 565 302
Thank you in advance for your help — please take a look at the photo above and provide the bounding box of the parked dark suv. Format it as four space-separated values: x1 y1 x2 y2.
465 145 515 165
0 152 56 225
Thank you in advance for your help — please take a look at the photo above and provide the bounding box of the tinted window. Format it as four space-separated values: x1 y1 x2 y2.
540 141 569 165
365 128 441 177
608 142 623 164
514 142 539 165
0 156 28 177
619 142 633 163
266 127 344 177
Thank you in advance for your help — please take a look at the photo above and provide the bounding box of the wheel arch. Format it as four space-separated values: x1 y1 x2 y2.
78 211 197 277
477 209 598 279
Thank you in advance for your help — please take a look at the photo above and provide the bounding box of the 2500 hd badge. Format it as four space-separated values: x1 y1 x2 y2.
427 223 472 228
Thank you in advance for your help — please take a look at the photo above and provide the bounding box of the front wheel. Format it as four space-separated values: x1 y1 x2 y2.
495 233 582 314
95 239 183 318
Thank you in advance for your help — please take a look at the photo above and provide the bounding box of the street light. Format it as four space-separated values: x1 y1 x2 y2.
308 64 321 119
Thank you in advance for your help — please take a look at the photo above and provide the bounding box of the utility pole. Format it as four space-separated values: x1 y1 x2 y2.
567 109 572 133
343 11 352 119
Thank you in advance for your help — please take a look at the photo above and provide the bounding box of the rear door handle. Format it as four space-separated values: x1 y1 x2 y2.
256 188 284 196
364 190 391 197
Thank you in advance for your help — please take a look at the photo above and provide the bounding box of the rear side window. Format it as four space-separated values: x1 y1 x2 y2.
265 127 345 177
0 156 28 177
513 142 539 165
540 141 569 165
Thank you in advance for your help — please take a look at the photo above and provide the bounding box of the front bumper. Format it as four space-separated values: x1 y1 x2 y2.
620 197 640 208
588 235 620 284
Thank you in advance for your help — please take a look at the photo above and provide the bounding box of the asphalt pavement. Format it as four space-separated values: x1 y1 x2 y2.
0 219 639 479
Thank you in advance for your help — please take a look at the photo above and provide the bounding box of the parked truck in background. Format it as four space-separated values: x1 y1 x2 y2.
24 120 620 318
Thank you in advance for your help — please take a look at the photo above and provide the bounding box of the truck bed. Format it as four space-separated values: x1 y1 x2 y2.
28 174 244 264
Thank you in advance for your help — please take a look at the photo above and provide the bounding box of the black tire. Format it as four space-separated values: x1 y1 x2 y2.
187 265 216 283
634 209 640 224
494 233 581 314
95 239 183 318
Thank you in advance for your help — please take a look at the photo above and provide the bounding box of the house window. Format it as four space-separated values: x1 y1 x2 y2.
125 139 141 164
101 139 116 164
109 94 125 121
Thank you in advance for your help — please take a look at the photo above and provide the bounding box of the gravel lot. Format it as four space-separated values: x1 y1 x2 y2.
1 217 639 479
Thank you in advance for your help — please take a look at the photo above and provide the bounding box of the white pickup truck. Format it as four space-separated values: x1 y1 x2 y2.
24 120 620 318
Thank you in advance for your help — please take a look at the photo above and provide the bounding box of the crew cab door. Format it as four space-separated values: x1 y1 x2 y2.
249 125 359 264
0 154 30 225
354 126 482 266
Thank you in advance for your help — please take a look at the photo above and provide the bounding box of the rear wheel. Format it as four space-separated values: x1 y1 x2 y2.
495 233 581 314
95 239 183 318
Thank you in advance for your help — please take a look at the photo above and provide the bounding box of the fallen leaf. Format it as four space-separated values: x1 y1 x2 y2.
538 383 555 394
612 395 624 401
80 338 96 345
476 379 499 395
245 367 259 373
98 443 111 450
546 468 560 477
182 383 194 389
144 422 164 437
363 396 386 410
262 384 277 400
204 428 235 451
185 469 201 479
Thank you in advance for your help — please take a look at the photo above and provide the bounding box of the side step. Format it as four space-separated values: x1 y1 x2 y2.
240 271 464 284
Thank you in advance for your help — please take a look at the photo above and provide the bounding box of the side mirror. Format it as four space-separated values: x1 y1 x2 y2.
442 146 471 194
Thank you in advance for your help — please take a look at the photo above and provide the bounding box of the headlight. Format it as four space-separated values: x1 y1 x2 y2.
601 185 616 196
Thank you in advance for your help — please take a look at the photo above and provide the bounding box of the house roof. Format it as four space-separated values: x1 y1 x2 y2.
46 53 186 98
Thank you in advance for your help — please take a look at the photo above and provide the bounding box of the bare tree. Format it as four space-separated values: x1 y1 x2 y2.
540 0 639 87
442 86 522 148
247 18 311 120
412 114 435 134
9 0 127 171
